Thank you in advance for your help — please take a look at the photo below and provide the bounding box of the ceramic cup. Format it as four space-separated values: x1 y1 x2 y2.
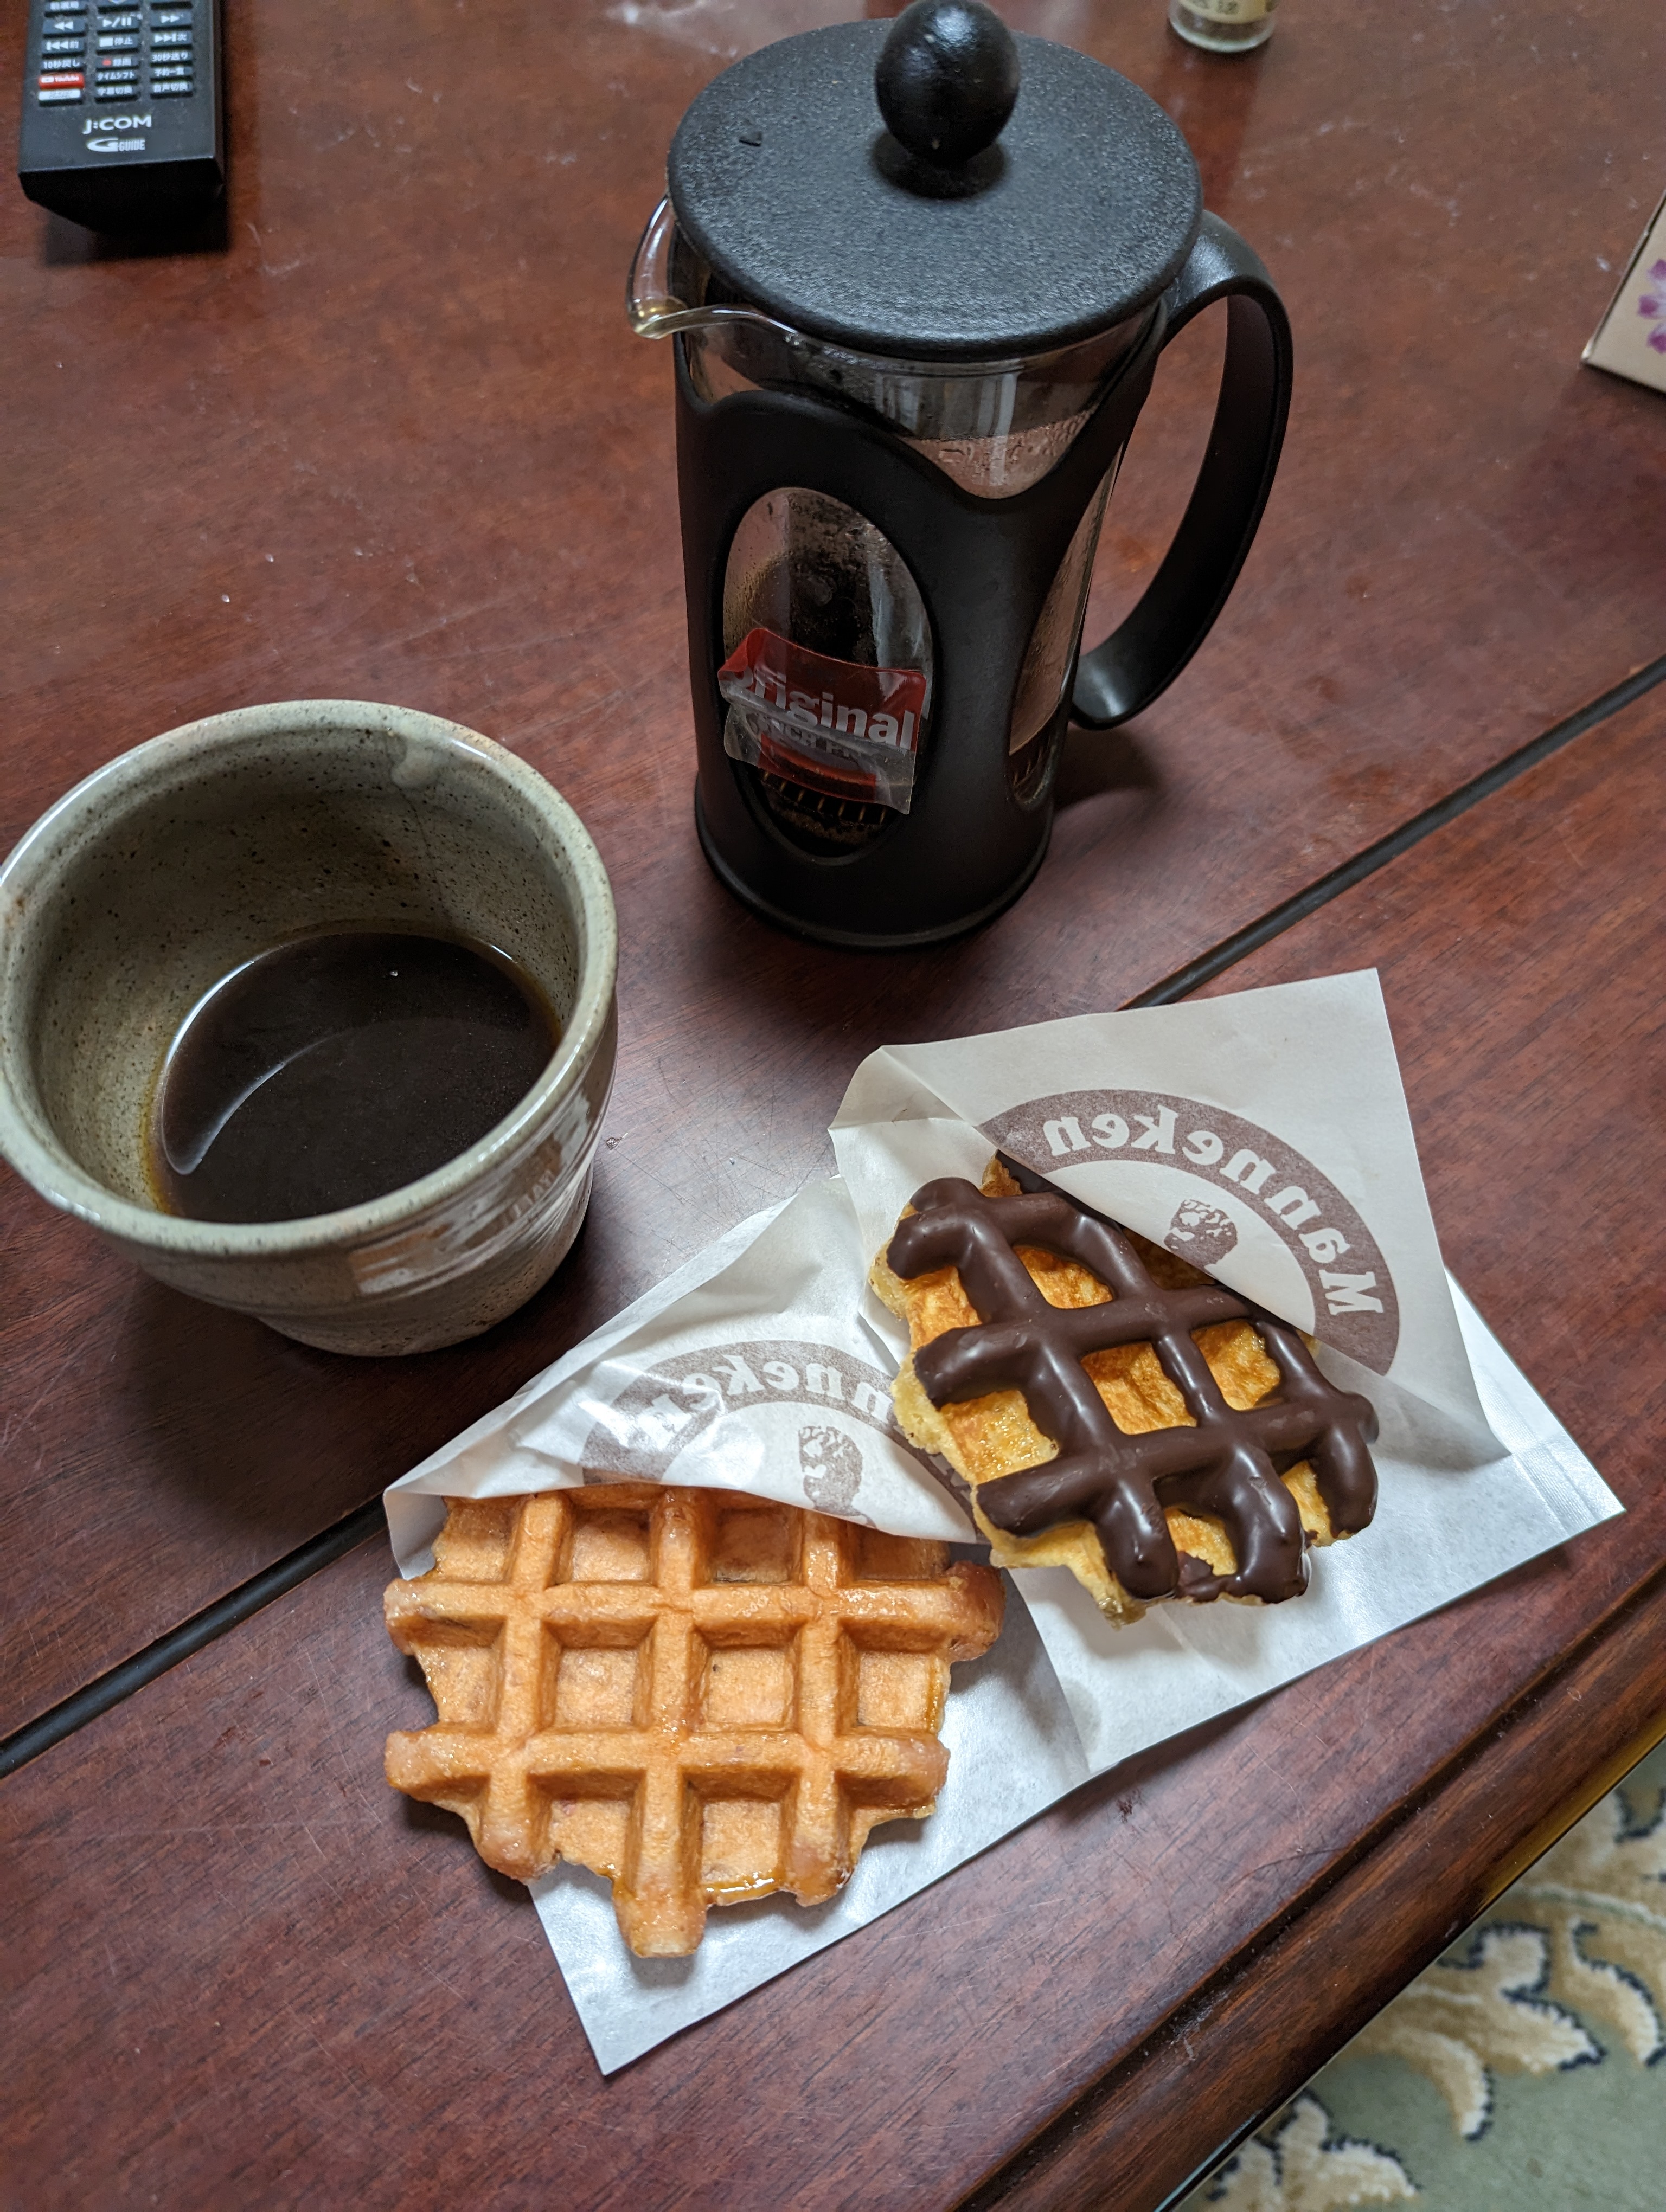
0 700 617 1356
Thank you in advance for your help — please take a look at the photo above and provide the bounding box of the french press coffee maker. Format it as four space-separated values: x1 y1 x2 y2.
629 0 1291 948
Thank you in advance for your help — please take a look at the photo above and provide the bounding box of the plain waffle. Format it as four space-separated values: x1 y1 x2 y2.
385 1483 1004 1955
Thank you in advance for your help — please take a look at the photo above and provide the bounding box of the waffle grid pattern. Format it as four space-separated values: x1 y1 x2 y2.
887 1164 1377 1604
385 1485 1002 1954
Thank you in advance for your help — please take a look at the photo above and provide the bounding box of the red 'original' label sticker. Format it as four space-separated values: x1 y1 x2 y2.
717 628 927 801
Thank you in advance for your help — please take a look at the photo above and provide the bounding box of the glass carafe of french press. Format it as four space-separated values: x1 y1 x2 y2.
630 0 1291 948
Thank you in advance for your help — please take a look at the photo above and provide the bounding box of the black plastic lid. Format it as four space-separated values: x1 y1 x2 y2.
667 10 1202 363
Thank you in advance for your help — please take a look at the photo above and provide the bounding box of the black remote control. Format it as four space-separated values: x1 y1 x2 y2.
17 0 222 231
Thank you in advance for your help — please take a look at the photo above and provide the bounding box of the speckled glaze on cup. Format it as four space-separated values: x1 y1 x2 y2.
0 701 617 1355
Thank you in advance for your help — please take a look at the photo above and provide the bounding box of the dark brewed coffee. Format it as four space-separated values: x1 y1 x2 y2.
151 930 559 1224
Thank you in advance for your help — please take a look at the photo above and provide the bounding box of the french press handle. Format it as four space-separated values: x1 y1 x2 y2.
1071 213 1293 729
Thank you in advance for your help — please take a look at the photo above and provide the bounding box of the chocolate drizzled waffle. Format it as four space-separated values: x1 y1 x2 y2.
385 1484 1003 1956
873 1156 1377 1623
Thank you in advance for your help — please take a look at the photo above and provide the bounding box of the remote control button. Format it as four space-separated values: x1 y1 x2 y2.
96 31 140 46
151 5 192 16
37 85 85 99
39 69 86 83
151 27 192 43
150 56 191 69
151 79 194 93
42 37 87 53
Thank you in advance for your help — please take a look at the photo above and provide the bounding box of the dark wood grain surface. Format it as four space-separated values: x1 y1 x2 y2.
982 668 1666 2210
2 0 1664 1735
4 0 1664 2197
5 680 1661 2212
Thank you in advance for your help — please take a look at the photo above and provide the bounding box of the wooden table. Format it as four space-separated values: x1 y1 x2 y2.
2 0 1662 2203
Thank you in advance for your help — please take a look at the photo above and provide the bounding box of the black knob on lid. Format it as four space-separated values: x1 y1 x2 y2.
875 0 1020 169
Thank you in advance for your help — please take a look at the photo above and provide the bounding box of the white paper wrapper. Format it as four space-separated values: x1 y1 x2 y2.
383 974 1620 2072
385 1177 970 1579
529 1578 1087 2073
832 972 1494 1451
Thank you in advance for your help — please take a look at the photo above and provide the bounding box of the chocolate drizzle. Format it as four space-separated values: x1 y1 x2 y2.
886 1156 1379 1605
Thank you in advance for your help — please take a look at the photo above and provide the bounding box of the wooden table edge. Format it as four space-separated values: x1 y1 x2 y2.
960 1557 1666 2212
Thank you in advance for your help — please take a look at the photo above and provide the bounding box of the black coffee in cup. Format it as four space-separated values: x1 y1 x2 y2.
151 930 559 1224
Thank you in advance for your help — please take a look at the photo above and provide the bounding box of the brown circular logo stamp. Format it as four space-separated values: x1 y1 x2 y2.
578 1339 914 1518
981 1089 1400 1373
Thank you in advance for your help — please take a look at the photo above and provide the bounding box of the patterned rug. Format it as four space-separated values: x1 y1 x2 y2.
1177 1737 1666 2210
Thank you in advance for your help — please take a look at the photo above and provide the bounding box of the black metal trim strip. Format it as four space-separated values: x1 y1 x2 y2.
1125 652 1666 1008
0 1500 384 1782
